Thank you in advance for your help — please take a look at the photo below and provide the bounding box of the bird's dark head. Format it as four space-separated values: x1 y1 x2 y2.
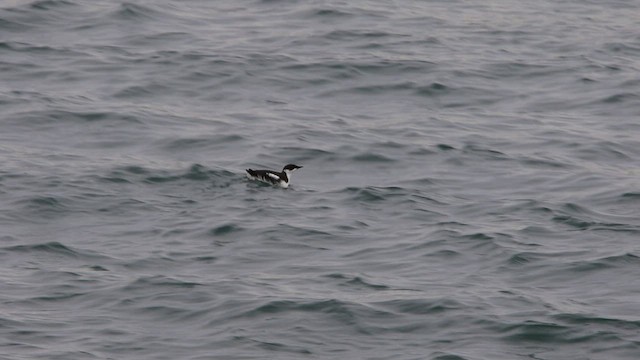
283 164 302 172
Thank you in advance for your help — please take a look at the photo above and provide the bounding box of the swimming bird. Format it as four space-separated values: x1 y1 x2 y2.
245 164 303 188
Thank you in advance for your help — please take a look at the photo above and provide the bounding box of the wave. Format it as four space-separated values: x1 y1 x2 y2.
111 2 170 22
102 164 235 186
2 241 108 262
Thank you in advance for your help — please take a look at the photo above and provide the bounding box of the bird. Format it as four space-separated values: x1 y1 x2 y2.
245 164 303 188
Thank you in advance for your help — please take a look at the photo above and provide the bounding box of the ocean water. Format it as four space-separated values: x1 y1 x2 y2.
1 0 640 359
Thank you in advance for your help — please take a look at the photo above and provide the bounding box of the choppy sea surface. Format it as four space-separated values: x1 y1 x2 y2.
1 1 640 359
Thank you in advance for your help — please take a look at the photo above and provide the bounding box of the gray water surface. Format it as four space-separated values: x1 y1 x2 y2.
1 1 640 359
